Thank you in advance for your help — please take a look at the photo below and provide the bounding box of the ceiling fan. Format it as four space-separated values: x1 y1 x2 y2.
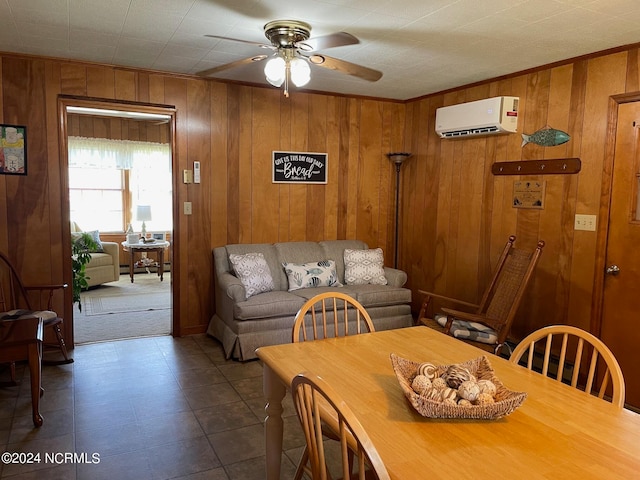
197 20 383 97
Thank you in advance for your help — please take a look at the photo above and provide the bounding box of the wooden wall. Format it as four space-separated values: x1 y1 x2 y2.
402 49 639 341
0 45 638 345
0 54 406 341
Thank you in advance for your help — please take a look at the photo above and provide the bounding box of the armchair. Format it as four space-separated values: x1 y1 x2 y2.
70 221 119 287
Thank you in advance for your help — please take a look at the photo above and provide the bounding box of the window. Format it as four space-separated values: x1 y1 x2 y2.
68 137 172 233
69 168 124 231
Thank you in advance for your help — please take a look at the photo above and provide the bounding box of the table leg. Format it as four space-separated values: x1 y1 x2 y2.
158 249 164 281
129 250 134 283
28 341 43 427
263 364 286 480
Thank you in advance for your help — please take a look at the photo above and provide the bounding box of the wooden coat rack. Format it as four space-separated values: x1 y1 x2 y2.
491 158 581 176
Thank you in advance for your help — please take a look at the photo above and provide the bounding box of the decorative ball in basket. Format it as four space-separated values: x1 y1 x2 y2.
390 354 526 420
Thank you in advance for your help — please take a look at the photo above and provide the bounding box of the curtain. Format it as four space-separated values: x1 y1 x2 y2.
67 136 170 170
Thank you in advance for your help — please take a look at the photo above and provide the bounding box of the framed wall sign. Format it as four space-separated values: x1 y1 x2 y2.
513 180 545 209
272 151 327 184
0 124 27 175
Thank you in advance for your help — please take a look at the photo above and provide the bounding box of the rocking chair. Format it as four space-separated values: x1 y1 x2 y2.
418 235 545 355
0 251 73 374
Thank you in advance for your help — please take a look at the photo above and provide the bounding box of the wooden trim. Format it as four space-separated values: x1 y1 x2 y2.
592 92 640 337
57 95 179 343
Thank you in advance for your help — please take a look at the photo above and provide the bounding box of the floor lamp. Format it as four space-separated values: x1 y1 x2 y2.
387 152 412 268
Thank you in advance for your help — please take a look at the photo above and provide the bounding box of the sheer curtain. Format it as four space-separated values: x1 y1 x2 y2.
68 136 172 232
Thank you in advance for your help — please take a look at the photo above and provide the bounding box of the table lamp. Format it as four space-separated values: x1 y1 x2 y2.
136 205 152 237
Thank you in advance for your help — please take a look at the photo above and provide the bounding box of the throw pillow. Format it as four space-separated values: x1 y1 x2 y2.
71 230 104 253
344 248 387 285
229 252 275 299
282 260 342 291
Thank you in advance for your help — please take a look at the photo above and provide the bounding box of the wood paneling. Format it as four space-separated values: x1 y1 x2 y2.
403 50 633 343
0 53 405 341
1 43 637 344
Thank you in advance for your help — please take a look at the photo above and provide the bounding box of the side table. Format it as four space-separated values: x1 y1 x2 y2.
121 240 170 283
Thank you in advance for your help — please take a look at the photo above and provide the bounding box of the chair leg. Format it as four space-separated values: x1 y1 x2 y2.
42 323 74 365
294 446 309 480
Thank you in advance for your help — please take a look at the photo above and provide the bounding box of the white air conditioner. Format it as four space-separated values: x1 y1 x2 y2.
435 96 519 138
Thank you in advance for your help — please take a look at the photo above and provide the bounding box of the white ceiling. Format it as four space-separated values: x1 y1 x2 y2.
1 0 640 100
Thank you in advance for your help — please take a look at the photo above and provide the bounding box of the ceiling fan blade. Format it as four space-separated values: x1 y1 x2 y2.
196 55 268 77
297 32 359 52
307 54 382 82
205 34 275 50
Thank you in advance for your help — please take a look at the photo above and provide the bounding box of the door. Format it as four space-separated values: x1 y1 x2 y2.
600 101 640 409
58 97 178 345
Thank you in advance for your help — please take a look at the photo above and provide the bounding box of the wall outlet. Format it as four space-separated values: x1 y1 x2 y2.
184 202 192 215
575 214 596 231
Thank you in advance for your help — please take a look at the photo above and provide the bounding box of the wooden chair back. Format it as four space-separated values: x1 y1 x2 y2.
292 292 375 343
292 372 391 480
0 251 72 366
0 251 34 312
509 325 625 409
475 236 545 344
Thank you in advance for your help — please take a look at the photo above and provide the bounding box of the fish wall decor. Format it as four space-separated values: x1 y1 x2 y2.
521 127 570 147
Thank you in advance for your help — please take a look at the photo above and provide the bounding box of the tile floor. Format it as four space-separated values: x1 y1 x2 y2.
0 334 306 479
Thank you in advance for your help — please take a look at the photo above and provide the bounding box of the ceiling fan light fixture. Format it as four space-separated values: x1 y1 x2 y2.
290 57 311 87
264 56 286 86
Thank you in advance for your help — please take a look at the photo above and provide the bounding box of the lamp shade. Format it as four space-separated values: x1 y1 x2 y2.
265 57 286 87
290 57 310 86
136 205 152 222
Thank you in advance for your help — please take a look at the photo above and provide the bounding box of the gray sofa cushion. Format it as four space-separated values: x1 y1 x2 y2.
347 284 412 307
234 290 305 321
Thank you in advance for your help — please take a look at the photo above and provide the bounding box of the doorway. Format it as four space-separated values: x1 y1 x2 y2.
599 100 640 409
58 97 178 345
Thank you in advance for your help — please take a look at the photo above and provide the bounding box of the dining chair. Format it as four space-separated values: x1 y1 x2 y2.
418 235 545 355
292 292 374 479
509 325 625 409
292 372 391 480
292 291 375 343
0 251 73 371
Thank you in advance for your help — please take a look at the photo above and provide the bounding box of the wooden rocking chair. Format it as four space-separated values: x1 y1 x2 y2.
0 251 73 376
418 235 545 355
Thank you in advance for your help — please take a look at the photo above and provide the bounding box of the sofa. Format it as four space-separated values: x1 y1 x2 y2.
71 222 120 287
207 240 413 361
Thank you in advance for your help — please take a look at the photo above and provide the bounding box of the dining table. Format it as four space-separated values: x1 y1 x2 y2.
256 325 640 479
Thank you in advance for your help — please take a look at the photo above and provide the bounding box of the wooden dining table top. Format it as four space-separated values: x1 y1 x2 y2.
256 326 640 480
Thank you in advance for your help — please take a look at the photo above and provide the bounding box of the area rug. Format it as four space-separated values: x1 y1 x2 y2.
84 291 171 316
74 273 172 344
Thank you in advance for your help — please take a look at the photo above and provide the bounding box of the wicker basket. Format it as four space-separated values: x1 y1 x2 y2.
390 353 526 419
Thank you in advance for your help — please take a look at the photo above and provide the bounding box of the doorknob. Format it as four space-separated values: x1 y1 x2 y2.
606 265 620 275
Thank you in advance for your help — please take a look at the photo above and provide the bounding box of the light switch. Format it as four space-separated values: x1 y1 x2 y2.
194 161 201 184
183 169 193 184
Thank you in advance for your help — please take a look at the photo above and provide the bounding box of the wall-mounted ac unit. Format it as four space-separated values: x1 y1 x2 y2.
435 96 519 138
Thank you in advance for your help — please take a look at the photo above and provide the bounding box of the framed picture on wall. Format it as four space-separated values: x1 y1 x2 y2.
0 124 27 175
